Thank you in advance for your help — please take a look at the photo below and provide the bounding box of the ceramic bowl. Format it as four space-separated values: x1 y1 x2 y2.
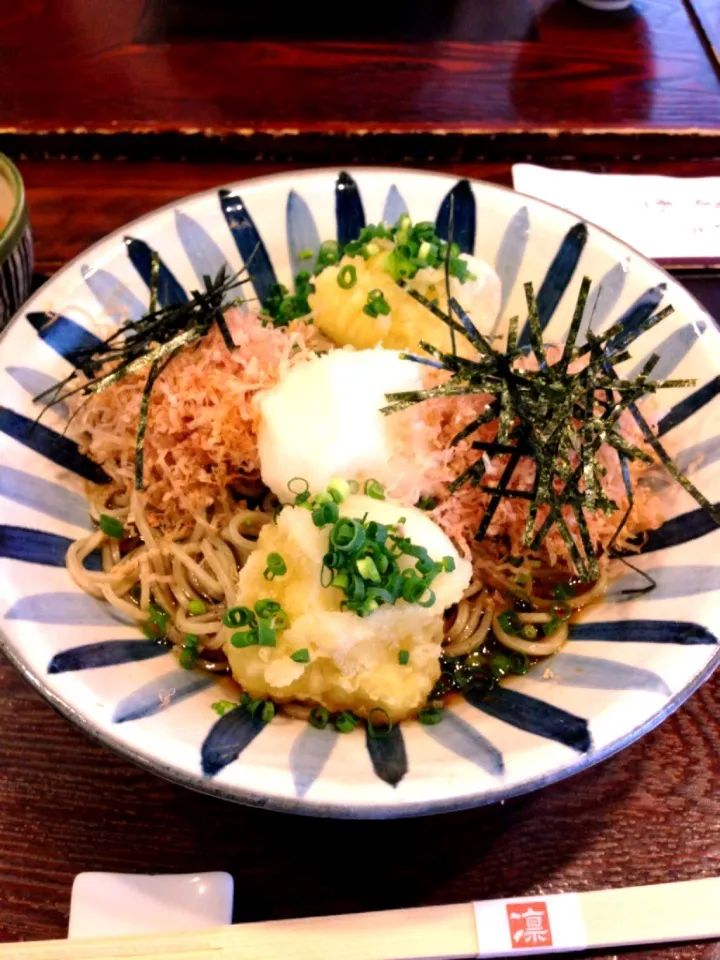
0 154 33 330
0 168 717 818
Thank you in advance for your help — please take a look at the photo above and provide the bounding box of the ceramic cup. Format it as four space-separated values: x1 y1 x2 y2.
0 154 33 331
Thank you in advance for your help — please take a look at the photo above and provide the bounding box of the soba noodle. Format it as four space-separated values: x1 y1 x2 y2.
67 487 272 667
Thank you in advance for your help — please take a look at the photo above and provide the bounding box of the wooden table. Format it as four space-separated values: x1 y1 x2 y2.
0 158 717 958
3 0 720 164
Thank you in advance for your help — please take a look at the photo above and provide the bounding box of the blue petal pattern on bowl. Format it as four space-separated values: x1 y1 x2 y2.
125 237 188 306
218 189 277 304
6 367 70 418
366 725 408 787
466 686 592 753
436 179 476 253
0 408 109 483
518 222 588 346
49 639 171 673
82 265 146 324
0 525 100 568
27 311 105 365
0 168 718 815
0 467 91 529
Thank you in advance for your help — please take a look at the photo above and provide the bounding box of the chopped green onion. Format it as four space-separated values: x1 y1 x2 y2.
415 496 438 511
335 711 358 734
211 700 237 717
254 599 281 619
417 589 436 608
356 556 381 583
543 619 562 636
271 610 290 631
257 619 277 647
187 598 207 616
290 648 310 663
521 624 538 640
417 240 432 262
331 571 350 590
418 705 443 725
553 582 575 600
184 633 200 648
337 264 357 290
99 514 125 539
510 652 530 675
260 701 275 724
363 289 391 318
317 239 340 268
179 647 198 670
364 478 386 500
442 556 456 573
298 249 314 260
330 518 365 552
223 605 254 627
398 649 410 666
490 653 512 678
367 707 393 740
328 477 351 503
497 611 519 635
549 601 572 622
309 705 329 729
231 630 257 648
141 618 165 641
149 603 169 626
288 477 309 496
264 552 287 580
401 577 426 603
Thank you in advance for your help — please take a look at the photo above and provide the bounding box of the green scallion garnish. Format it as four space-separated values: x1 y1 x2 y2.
335 711 358 734
363 289 391 319
264 552 287 580
211 700 238 717
179 647 198 670
327 477 350 503
231 630 257 648
367 707 393 740
309 705 330 729
290 648 311 663
298 249 314 260
364 478 386 500
141 618 165 641
187 598 207 616
223 605 254 627
260 701 275 724
99 514 125 539
337 264 357 290
418 705 443 725
257 619 277 647
398 649 410 666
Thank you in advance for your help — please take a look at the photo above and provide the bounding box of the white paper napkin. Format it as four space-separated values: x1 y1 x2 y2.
512 164 720 260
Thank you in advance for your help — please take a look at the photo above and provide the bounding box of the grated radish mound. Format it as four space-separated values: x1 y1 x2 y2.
71 311 325 531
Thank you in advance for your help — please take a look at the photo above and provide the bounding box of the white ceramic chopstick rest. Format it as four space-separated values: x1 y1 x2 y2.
68 871 234 939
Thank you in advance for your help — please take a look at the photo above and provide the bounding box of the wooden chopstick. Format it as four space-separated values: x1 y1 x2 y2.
3 878 719 959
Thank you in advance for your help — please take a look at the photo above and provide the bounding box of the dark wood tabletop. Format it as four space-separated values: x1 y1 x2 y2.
2 0 720 164
0 158 718 957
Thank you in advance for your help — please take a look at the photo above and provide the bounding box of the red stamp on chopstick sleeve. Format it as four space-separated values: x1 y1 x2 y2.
506 901 553 949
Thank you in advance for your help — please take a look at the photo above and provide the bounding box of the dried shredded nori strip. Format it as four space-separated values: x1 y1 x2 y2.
383 269 720 580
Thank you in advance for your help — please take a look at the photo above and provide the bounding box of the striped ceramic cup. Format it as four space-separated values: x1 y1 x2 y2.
0 154 33 330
